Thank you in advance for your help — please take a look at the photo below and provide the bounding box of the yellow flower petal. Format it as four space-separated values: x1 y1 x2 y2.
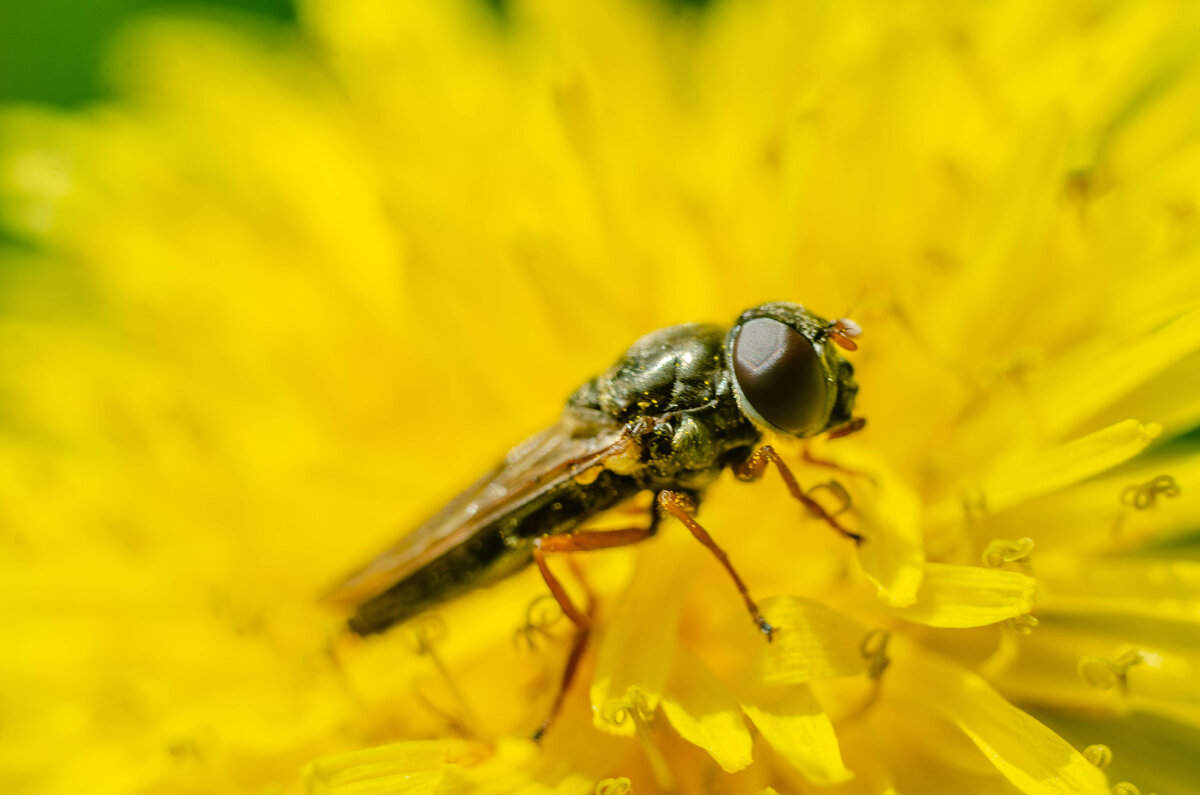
891 641 1109 795
1039 556 1200 622
977 453 1196 553
956 420 1161 518
1036 307 1200 438
591 529 698 737
748 596 871 686
305 739 485 795
816 446 925 607
8 0 1200 792
1031 710 1200 795
1127 650 1200 728
660 651 754 773
739 684 852 785
888 563 1036 628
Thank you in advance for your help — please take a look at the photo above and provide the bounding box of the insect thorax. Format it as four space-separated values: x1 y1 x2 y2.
567 322 762 488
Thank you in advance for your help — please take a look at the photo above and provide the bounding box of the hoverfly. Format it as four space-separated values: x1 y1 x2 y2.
327 302 863 737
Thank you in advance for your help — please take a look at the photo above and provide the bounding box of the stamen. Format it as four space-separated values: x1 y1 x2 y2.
595 778 632 795
514 595 564 651
1006 614 1039 635
1112 783 1141 795
412 680 474 738
835 629 892 726
861 629 892 680
962 487 990 520
600 693 655 729
605 694 672 790
405 615 448 655
983 537 1034 569
1120 475 1181 510
806 480 853 517
1078 649 1144 692
1083 744 1112 769
406 615 476 729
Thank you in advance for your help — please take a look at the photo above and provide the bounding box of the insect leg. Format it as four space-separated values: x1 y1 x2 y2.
734 445 863 543
657 490 774 642
530 523 659 741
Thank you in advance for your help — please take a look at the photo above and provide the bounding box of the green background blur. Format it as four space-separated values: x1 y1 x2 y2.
0 0 296 107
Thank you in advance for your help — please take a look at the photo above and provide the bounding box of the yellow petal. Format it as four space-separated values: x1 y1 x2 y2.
1128 649 1200 728
774 715 901 795
856 470 926 608
660 651 754 773
1039 556 1200 622
304 739 486 795
591 529 698 736
1029 710 1200 795
1084 348 1200 440
1036 306 1200 438
739 684 853 785
749 596 871 685
959 420 1161 517
890 641 1109 795
816 445 925 607
888 563 1036 628
977 453 1197 553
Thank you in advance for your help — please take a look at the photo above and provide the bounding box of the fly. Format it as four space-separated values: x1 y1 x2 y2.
326 301 864 737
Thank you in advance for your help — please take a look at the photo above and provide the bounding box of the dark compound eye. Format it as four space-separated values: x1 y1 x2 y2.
732 317 829 435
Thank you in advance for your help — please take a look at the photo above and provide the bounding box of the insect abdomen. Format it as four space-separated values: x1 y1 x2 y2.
347 527 517 635
347 470 642 636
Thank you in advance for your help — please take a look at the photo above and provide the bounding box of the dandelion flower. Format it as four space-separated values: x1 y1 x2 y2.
3 1 1200 794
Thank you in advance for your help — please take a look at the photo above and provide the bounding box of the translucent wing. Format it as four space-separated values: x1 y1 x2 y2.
325 412 629 608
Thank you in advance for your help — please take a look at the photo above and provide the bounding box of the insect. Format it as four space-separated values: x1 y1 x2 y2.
327 302 863 736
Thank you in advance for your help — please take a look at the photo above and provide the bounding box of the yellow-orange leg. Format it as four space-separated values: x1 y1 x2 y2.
530 526 657 741
656 490 774 642
734 445 863 544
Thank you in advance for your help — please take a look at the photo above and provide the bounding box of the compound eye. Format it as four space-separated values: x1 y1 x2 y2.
732 317 828 435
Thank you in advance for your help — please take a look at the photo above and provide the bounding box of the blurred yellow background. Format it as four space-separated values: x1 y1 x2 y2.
4 2 1200 795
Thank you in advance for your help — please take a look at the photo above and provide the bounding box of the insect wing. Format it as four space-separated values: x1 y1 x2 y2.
324 415 628 608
